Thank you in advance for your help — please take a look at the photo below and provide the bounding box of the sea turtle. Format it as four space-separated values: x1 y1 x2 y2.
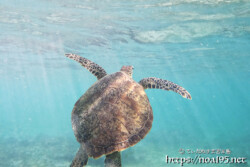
65 54 191 167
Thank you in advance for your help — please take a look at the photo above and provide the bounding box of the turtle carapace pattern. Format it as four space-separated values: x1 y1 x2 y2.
65 54 192 167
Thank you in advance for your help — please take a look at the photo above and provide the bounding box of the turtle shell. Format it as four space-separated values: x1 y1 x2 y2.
71 71 153 158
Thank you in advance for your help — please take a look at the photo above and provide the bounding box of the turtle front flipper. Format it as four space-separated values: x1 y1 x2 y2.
65 53 107 80
105 151 121 167
139 77 192 99
70 146 88 167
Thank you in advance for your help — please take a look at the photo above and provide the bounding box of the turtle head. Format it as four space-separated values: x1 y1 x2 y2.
120 66 134 78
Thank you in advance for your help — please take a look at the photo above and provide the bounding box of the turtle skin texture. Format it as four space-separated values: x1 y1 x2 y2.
71 71 153 159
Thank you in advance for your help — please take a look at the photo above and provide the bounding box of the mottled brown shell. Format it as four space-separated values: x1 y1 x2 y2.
71 72 153 159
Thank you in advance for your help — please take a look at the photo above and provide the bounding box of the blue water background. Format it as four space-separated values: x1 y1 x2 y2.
0 0 249 166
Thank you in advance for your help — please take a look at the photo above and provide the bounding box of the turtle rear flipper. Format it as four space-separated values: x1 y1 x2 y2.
65 53 107 80
70 146 88 167
139 77 192 99
105 151 121 167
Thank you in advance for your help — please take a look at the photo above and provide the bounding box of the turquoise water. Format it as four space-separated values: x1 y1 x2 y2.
0 0 250 166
